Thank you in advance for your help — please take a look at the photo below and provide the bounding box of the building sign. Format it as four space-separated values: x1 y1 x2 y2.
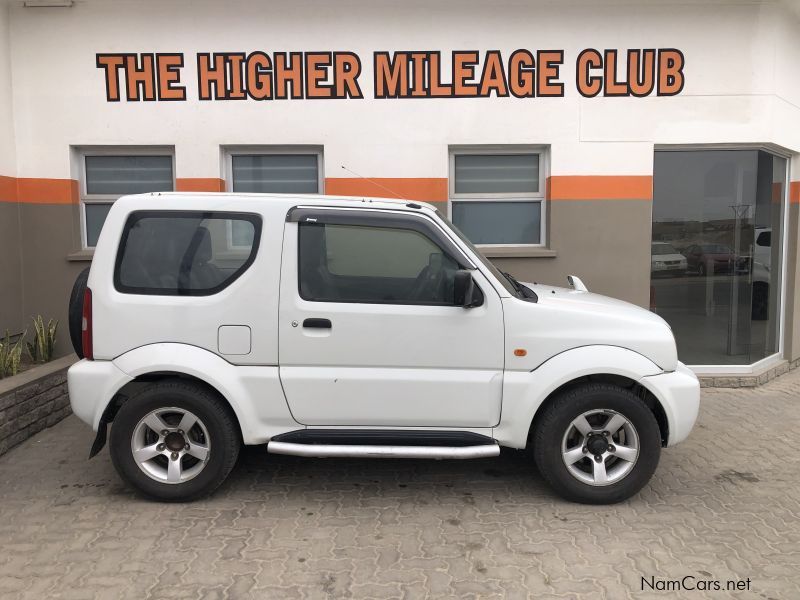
96 49 685 102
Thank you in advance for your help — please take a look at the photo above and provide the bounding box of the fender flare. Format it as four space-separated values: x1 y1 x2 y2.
494 345 663 448
111 343 267 443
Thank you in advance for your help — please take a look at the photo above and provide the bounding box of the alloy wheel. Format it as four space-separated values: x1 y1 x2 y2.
561 409 640 486
131 407 211 484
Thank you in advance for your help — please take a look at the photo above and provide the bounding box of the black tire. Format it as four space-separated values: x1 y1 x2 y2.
68 266 91 358
109 379 240 502
532 384 661 504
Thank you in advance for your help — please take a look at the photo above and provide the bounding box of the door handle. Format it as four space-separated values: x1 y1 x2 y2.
303 318 332 329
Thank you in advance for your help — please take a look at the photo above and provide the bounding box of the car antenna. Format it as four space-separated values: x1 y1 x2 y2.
340 164 407 200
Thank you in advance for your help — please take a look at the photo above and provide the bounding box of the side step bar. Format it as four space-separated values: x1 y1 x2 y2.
267 441 500 460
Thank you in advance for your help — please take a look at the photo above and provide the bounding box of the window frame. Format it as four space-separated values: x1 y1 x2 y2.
448 146 548 248
113 210 262 297
291 207 477 307
77 146 176 250
223 145 324 195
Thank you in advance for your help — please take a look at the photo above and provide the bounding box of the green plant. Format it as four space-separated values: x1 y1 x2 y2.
27 315 58 364
0 329 24 379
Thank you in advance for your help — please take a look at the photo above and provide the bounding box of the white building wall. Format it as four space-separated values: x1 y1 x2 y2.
0 1 15 175
4 0 799 181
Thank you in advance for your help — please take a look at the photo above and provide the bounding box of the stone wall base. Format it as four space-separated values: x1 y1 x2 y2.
0 355 76 457
698 358 800 388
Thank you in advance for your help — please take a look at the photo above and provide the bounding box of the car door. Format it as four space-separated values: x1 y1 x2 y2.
278 207 505 428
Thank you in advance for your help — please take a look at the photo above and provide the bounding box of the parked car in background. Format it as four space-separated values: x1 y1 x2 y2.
751 227 773 320
683 244 734 276
67 193 700 505
651 242 687 277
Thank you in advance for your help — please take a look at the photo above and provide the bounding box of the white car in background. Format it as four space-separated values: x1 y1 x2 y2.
651 242 687 277
67 193 700 505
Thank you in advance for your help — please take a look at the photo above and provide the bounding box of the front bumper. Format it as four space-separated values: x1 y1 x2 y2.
68 359 133 430
641 362 700 446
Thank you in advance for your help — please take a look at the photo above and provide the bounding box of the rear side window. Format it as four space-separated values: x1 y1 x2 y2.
114 211 261 295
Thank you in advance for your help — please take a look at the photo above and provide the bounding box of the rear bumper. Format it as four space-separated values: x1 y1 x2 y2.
641 362 700 446
68 359 133 430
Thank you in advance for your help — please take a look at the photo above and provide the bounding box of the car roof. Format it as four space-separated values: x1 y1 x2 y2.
112 192 440 215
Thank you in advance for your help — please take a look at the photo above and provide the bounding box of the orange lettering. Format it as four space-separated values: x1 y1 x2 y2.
374 52 408 98
410 53 428 96
428 53 453 97
537 50 563 97
334 52 362 98
247 52 272 100
156 54 185 101
453 51 479 96
306 53 332 98
228 54 246 100
508 50 534 98
658 49 684 96
479 51 507 97
96 54 125 101
197 54 226 100
576 49 602 98
274 53 303 99
125 54 156 101
628 49 655 97
603 50 627 96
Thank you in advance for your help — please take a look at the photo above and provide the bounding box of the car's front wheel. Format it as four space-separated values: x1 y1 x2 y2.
532 383 661 504
109 380 240 501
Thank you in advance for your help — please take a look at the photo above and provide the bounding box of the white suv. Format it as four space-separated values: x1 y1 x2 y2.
67 193 699 504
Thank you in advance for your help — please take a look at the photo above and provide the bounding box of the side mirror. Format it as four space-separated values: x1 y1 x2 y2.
454 269 481 307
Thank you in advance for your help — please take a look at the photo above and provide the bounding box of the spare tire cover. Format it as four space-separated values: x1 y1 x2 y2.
68 266 91 358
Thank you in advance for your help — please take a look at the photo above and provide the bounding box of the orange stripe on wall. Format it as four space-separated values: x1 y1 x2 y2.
790 181 800 204
0 177 79 204
176 178 226 192
0 175 17 202
325 178 447 202
548 175 653 201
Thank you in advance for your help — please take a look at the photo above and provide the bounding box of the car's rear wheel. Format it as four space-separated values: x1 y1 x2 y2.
532 383 661 504
109 379 240 501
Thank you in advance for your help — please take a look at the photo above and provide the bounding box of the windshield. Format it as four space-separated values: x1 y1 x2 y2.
434 209 520 297
652 243 678 255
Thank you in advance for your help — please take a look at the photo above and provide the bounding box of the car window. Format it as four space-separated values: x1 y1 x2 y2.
756 231 771 247
652 243 678 255
298 222 460 305
115 211 261 295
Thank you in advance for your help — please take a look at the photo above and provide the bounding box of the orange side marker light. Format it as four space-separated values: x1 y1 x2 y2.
514 349 527 357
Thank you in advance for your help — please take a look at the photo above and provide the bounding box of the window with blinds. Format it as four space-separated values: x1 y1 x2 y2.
231 154 320 194
450 150 545 246
81 152 174 248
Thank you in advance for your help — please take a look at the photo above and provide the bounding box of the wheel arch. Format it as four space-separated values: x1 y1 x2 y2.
85 343 296 456
494 345 670 449
102 371 243 433
90 370 244 458
526 374 669 449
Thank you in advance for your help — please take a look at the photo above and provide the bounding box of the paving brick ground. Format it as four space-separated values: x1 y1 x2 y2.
1 372 799 600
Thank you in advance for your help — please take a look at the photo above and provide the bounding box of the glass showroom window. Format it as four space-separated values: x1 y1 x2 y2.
650 149 787 367
449 149 545 246
80 152 174 248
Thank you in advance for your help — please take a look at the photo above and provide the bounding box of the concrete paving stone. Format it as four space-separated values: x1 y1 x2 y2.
2 371 800 598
